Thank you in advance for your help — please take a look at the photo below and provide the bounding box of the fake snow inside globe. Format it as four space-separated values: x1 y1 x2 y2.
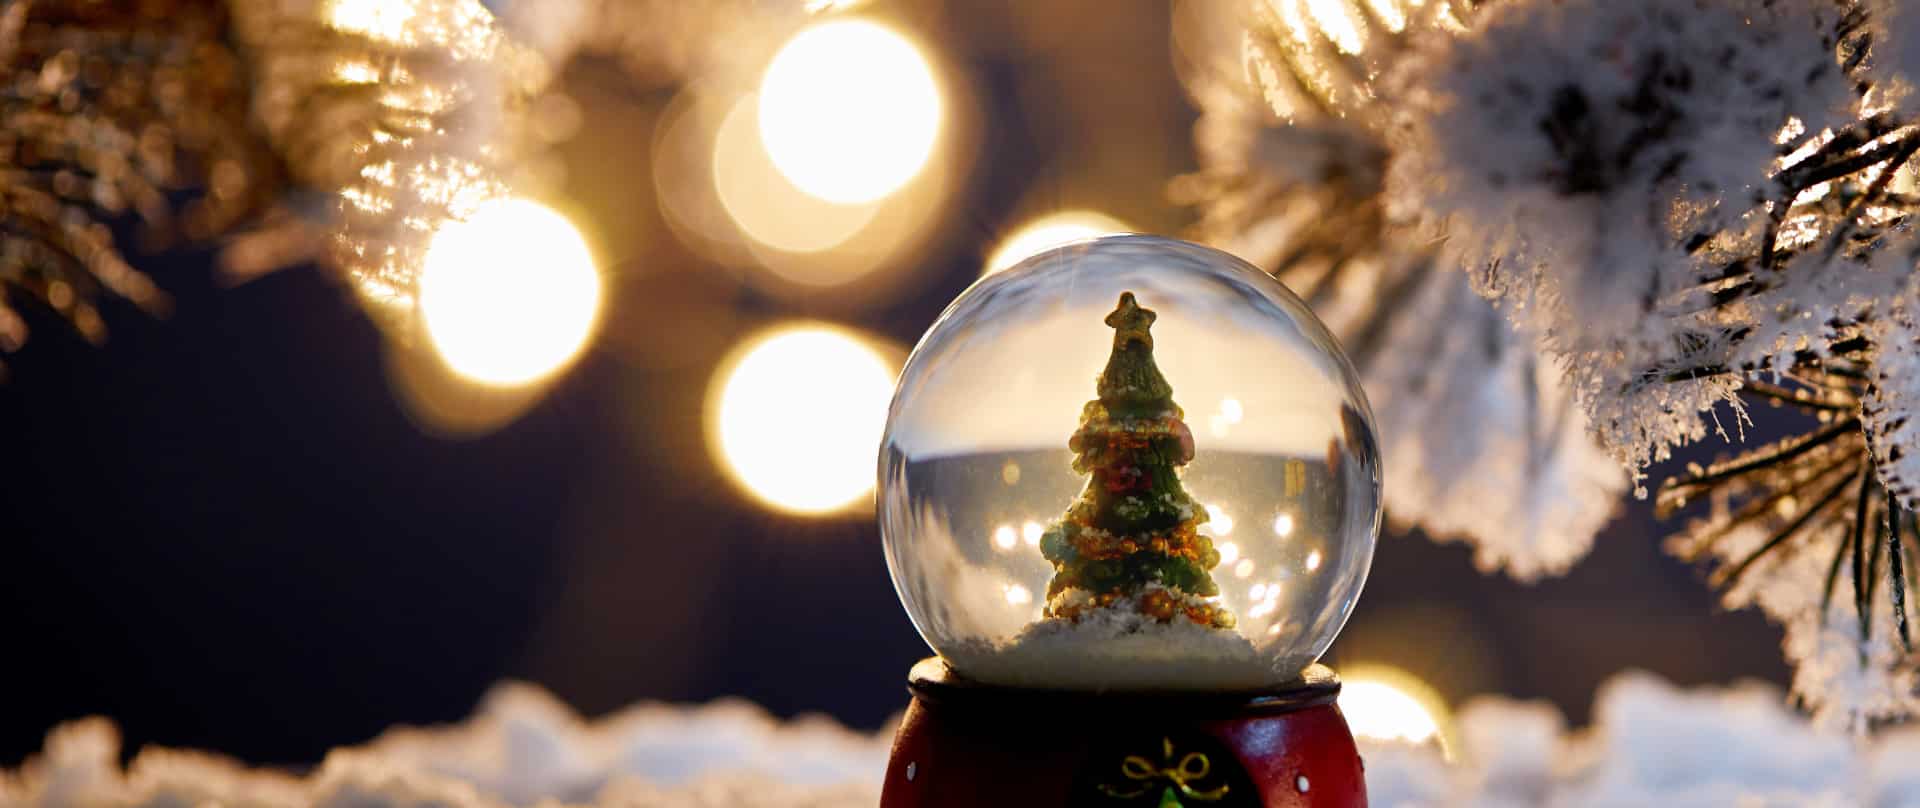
879 234 1382 692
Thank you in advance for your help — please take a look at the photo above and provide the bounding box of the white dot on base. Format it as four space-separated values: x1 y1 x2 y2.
906 761 917 781
1296 774 1310 793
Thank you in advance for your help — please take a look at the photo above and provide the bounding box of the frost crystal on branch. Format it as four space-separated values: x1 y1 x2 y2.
1866 0 1920 112
1667 413 1920 727
1383 0 1920 722
1197 0 1920 721
1176 0 1624 580
1865 301 1920 508
1389 0 1857 467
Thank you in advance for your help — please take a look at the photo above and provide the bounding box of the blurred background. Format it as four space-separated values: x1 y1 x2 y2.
0 0 1790 766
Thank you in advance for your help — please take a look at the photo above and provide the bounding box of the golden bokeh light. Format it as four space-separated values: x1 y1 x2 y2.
984 210 1132 275
1204 503 1235 535
419 198 603 387
652 88 762 271
1021 520 1045 546
384 339 547 439
320 0 501 59
1300 0 1366 54
993 525 1018 550
713 94 879 256
1339 665 1452 753
709 325 898 515
757 19 943 204
322 0 420 41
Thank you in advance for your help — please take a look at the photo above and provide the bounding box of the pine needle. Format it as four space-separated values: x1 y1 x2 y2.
1717 464 1860 590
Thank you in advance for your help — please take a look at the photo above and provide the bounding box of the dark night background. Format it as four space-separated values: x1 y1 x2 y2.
0 1 1789 766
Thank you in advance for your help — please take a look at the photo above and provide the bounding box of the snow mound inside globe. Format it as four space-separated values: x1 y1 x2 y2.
879 234 1382 691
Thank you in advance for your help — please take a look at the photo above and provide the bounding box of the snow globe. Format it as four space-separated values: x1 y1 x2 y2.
878 235 1383 807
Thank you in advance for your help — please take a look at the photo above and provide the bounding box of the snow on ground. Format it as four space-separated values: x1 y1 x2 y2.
944 595 1273 691
4 671 1919 807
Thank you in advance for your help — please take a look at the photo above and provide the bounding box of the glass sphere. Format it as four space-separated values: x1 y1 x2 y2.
879 235 1381 691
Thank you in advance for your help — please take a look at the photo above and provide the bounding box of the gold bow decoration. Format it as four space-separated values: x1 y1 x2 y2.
1096 736 1230 802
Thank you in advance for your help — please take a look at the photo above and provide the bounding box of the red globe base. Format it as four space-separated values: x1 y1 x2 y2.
881 658 1366 807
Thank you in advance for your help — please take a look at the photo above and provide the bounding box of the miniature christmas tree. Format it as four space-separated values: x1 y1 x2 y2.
1039 292 1234 630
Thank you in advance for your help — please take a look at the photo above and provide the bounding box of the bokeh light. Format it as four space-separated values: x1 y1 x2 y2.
320 0 500 58
1339 665 1452 753
322 0 419 41
757 19 942 204
709 325 898 515
384 339 548 439
713 94 878 256
984 210 1132 274
420 198 603 387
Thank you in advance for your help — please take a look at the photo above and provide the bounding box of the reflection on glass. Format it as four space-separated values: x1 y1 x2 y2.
984 210 1132 275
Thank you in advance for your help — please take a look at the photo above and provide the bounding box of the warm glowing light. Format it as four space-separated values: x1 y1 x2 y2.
1300 0 1366 54
1217 541 1241 565
1234 559 1256 578
713 95 878 257
711 325 896 515
1005 583 1033 606
984 210 1132 274
1208 398 1245 439
1274 512 1296 537
1001 460 1022 485
1022 521 1045 546
994 525 1018 550
1305 549 1323 571
321 0 499 59
384 340 548 439
1364 0 1408 32
1205 504 1235 535
323 0 419 41
419 198 602 387
1340 667 1450 750
757 19 942 204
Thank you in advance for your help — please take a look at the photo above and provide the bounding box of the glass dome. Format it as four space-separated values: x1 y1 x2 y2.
879 235 1381 691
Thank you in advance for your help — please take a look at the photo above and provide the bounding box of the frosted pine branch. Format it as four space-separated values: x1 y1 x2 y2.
0 0 281 374
1865 301 1920 508
1388 0 1857 447
1176 0 1624 581
1384 0 1920 722
227 0 546 324
1199 0 1920 722
1668 425 1920 727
